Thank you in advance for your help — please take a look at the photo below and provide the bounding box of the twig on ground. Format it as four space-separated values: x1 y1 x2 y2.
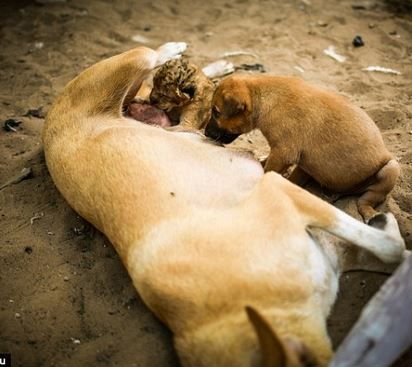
0 167 33 191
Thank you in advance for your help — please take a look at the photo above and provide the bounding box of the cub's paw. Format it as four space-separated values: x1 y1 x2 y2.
156 42 187 67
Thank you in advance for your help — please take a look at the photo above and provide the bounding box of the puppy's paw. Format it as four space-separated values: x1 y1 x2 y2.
156 42 187 67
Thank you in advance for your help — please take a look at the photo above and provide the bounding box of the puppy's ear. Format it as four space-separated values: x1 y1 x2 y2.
222 94 246 118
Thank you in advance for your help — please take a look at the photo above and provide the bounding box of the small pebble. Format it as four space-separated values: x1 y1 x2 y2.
317 20 328 27
353 35 364 47
63 276 69 282
15 312 21 318
9 299 14 303
131 34 150 44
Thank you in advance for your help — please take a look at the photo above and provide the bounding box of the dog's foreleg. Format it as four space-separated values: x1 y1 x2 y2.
262 172 406 263
328 211 407 263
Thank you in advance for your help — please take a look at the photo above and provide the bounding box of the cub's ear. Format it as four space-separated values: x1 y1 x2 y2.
222 94 246 118
246 306 287 367
181 85 196 99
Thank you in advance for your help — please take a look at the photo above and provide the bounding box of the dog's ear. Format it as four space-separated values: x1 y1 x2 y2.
246 306 318 367
246 306 287 367
222 94 246 118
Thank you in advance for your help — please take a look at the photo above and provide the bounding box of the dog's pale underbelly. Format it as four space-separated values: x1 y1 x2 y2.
127 205 338 332
60 120 264 255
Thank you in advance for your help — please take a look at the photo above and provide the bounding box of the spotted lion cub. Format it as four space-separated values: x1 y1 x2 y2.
149 58 215 129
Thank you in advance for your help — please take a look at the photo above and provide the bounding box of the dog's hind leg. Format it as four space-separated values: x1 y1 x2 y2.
259 172 406 264
57 43 187 119
357 159 400 223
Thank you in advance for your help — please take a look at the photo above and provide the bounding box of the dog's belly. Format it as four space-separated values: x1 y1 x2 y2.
127 197 338 332
148 129 265 207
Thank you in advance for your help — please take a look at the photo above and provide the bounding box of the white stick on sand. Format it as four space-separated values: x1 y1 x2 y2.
362 66 401 75
323 45 346 63
202 60 235 78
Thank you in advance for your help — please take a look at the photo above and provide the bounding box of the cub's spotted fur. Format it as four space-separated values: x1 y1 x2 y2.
150 58 214 129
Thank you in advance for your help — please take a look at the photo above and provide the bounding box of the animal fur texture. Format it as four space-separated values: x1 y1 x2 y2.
43 45 407 367
205 74 400 222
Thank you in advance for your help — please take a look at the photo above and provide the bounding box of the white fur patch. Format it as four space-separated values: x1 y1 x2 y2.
332 211 406 263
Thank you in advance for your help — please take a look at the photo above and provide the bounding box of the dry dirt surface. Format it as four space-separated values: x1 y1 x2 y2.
1 0 411 366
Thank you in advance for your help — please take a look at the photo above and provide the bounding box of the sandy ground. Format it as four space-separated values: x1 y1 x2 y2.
0 0 411 366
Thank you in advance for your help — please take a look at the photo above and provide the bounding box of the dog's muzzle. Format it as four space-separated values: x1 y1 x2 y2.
204 120 240 144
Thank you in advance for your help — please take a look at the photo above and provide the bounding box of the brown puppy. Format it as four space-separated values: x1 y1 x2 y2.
43 45 407 367
205 74 400 222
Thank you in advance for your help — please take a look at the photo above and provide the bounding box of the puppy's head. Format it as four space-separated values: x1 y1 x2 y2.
205 76 253 144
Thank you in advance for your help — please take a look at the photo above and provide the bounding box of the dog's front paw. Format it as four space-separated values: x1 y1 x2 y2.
156 42 187 67
373 213 406 263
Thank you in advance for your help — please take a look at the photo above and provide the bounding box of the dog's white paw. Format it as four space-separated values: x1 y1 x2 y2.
156 42 187 67
381 213 406 263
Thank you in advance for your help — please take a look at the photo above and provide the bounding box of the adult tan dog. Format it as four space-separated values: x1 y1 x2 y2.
204 74 400 222
43 44 407 367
